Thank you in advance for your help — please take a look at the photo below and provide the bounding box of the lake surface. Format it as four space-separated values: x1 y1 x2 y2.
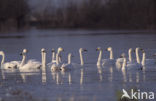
0 29 156 101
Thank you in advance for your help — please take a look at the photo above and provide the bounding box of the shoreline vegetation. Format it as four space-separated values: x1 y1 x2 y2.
0 0 155 32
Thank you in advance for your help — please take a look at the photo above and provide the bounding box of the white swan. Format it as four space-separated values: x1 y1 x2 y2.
60 53 73 71
19 49 42 72
121 55 142 71
47 47 64 67
135 47 142 64
79 48 87 66
57 47 64 63
51 53 62 72
141 50 156 66
0 51 20 70
116 48 134 69
96 47 103 66
102 47 115 66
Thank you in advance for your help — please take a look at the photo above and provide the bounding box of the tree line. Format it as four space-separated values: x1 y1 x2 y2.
0 0 155 31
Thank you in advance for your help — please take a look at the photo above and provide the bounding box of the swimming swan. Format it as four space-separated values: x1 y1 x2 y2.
121 55 142 71
0 51 20 70
57 47 64 63
102 47 115 66
96 47 104 66
141 50 156 66
60 53 73 71
116 48 134 69
51 53 62 72
79 48 87 66
19 49 42 72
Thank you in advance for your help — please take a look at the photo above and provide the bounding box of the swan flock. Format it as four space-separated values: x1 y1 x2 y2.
0 47 155 73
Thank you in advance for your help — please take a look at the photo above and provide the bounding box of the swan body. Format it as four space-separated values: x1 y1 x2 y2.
19 49 42 73
141 50 156 66
0 51 20 70
122 57 142 71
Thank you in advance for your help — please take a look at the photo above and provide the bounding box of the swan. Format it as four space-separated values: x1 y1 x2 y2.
141 50 156 67
135 47 142 64
116 48 134 69
0 51 20 70
79 48 87 66
102 47 115 66
19 49 42 73
51 53 62 72
96 47 103 66
60 53 73 72
121 55 142 71
48 47 64 67
57 47 64 63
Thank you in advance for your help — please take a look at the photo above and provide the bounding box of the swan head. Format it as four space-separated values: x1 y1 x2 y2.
79 48 87 52
96 47 102 51
52 48 55 53
129 48 132 52
136 47 144 52
141 49 145 53
0 51 4 55
120 53 126 58
23 49 27 53
57 47 64 53
41 48 46 53
106 47 112 51
20 49 27 55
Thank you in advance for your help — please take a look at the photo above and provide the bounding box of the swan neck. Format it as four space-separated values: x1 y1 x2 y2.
109 50 113 59
128 50 132 62
52 52 55 62
122 58 126 70
97 50 102 66
79 51 84 66
1 52 5 66
20 54 26 67
136 49 140 64
56 54 59 65
68 55 71 64
42 52 46 66
57 50 62 63
142 52 145 66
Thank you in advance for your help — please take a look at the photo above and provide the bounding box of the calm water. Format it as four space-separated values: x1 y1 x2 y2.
0 29 156 101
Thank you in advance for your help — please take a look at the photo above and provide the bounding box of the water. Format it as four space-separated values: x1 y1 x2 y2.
0 29 156 101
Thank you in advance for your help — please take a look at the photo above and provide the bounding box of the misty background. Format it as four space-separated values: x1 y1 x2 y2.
0 0 155 32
